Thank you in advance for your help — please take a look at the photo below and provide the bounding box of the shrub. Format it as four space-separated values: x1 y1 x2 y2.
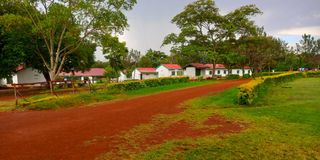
106 77 189 92
238 72 302 105
106 81 146 92
306 71 320 77
226 74 240 80
242 74 251 79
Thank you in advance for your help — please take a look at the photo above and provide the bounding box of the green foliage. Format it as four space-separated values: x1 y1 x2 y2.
106 81 146 92
163 0 261 67
226 74 240 80
238 72 302 105
104 66 119 79
106 77 189 92
102 34 128 72
242 74 251 78
138 49 169 68
305 71 320 77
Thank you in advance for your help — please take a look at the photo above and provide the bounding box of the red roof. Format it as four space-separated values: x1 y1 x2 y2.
16 64 26 71
162 64 182 70
204 64 226 69
60 68 105 77
187 63 225 69
137 68 157 73
187 63 209 69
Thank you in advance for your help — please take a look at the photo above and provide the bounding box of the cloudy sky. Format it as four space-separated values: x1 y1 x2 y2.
96 0 320 61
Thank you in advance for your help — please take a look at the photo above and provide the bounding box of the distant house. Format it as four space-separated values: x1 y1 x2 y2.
132 68 158 80
184 63 211 78
184 63 251 78
10 66 46 84
60 68 105 83
157 64 183 78
118 72 127 82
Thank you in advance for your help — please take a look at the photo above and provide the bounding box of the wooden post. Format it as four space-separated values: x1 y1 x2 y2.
88 80 92 93
72 80 75 94
14 85 18 106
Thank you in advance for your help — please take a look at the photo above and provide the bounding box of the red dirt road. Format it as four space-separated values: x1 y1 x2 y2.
0 79 249 160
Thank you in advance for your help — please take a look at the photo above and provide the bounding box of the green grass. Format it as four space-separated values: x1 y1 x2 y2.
126 80 218 96
99 78 320 159
7 80 218 111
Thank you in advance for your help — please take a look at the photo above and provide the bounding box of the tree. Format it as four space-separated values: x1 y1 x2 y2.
237 35 283 75
19 0 136 80
104 66 120 82
296 34 320 69
163 0 261 77
0 0 32 78
138 49 168 68
102 34 128 73
124 49 141 77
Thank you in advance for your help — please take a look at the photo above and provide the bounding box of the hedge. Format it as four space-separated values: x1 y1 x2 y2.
305 71 320 77
238 72 302 105
226 74 240 80
106 77 189 92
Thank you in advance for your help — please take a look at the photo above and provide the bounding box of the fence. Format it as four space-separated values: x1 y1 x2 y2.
10 80 102 106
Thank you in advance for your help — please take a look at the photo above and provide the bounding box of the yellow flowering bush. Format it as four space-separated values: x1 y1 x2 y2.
238 72 302 105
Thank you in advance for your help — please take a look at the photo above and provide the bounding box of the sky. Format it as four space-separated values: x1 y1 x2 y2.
95 0 320 61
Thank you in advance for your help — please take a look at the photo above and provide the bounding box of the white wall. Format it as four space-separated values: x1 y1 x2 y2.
142 73 157 80
231 69 252 76
15 68 46 84
157 65 170 78
0 78 7 85
119 72 127 82
131 69 141 80
185 67 196 78
157 65 184 78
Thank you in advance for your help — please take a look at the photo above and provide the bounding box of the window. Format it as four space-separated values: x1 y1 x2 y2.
217 70 221 74
237 70 240 74
171 71 176 76
223 70 227 74
209 71 213 75
177 71 183 76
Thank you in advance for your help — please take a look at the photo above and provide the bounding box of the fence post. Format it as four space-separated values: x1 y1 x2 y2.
88 80 92 93
14 85 18 106
72 80 75 94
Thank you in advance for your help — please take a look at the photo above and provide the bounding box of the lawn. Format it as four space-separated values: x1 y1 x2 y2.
98 78 320 159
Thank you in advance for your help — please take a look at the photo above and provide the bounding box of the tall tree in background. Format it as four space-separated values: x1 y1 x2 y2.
138 49 168 68
124 49 141 77
102 34 128 73
163 0 261 77
296 34 320 69
19 0 136 80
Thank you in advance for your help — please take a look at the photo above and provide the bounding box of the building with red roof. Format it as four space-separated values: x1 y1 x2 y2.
59 68 106 83
184 63 251 78
157 64 183 78
132 68 158 80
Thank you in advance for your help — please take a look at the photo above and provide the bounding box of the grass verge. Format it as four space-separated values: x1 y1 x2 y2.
11 80 218 111
98 78 320 159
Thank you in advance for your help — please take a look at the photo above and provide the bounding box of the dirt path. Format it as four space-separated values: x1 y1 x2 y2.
0 79 249 160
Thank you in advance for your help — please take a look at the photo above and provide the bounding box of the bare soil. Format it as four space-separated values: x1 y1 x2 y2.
0 79 249 160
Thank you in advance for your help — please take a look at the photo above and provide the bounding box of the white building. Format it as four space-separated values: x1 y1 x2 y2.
156 64 183 78
60 68 105 83
132 68 158 80
12 67 46 84
184 63 252 78
118 71 127 82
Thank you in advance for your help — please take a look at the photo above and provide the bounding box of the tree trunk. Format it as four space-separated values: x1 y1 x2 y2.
211 62 216 78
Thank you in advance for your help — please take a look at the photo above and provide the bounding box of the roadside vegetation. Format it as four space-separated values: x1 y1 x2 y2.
1 78 219 111
98 76 320 159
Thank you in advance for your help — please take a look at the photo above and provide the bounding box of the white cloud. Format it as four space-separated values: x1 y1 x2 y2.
278 26 320 36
